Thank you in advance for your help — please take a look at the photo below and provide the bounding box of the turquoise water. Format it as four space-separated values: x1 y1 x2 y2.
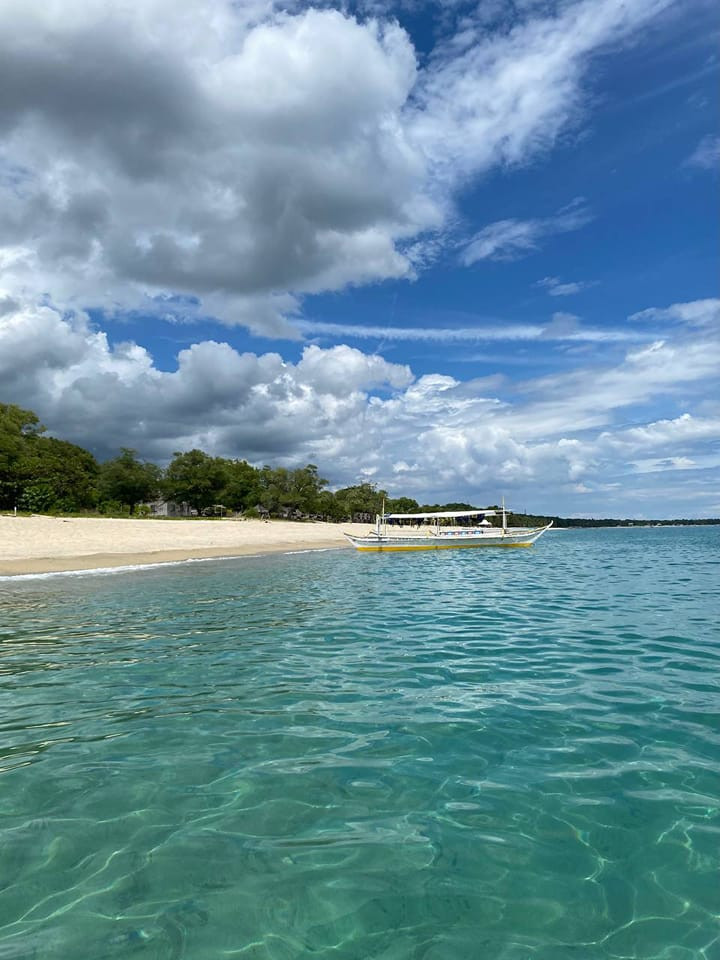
0 527 718 959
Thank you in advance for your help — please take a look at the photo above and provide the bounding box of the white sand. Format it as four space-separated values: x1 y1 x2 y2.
0 515 374 575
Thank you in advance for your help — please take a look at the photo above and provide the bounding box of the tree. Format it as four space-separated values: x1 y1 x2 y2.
256 466 292 515
0 403 44 509
99 448 161 512
286 464 327 515
333 482 386 520
386 497 420 514
419 501 479 512
315 489 345 521
0 402 43 451
1 404 98 512
254 463 329 516
162 449 227 513
16 436 99 512
220 459 263 513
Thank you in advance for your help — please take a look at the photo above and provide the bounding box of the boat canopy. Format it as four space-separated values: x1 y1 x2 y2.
383 509 498 520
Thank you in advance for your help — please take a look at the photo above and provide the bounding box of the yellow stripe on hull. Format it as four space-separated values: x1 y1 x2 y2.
354 541 534 551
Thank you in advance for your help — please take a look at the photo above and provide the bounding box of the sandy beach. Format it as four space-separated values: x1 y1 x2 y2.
0 515 374 576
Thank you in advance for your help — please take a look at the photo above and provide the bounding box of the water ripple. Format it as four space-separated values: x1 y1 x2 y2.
0 527 718 958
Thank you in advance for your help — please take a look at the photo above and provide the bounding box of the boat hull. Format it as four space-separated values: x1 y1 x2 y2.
344 524 551 552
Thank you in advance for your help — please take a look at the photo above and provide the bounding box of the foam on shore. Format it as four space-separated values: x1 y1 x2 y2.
0 546 340 581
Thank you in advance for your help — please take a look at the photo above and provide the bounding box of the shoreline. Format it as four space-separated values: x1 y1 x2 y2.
0 515 371 577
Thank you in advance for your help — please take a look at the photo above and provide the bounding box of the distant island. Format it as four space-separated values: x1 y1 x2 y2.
503 514 719 528
2 402 717 527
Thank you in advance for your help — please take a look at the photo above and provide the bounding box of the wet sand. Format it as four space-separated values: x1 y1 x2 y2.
0 515 373 576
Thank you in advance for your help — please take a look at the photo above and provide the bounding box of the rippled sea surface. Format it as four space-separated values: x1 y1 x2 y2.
1 527 719 959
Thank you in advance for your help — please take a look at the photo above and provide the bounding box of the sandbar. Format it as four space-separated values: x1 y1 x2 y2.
0 515 374 576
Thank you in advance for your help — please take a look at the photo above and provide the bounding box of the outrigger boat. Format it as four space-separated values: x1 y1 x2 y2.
344 503 552 552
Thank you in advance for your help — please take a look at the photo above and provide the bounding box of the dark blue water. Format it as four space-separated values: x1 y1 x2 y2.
1 527 718 958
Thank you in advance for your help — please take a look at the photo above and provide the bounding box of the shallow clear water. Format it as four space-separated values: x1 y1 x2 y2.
0 527 718 959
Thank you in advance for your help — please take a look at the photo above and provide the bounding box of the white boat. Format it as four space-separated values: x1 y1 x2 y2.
344 504 552 552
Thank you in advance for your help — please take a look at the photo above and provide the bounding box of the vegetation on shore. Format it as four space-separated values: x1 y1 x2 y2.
0 402 410 520
1 403 716 525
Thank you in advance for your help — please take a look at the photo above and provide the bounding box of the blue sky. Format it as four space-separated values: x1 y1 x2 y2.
0 0 718 517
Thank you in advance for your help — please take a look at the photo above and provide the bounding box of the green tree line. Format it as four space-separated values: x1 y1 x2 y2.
0 403 415 519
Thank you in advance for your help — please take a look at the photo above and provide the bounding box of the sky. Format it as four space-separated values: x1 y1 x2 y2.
0 0 718 518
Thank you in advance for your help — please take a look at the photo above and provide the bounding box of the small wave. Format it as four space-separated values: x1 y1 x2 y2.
0 546 344 582
0 559 227 581
282 548 336 556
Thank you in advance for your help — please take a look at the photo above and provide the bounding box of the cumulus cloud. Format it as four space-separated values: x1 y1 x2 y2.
0 3 424 331
0 0 675 333
460 200 592 264
0 299 413 463
1 295 718 515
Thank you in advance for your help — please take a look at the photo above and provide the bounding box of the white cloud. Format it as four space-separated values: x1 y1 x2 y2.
630 456 696 474
629 298 720 327
597 413 720 454
537 276 597 296
0 0 676 333
685 134 720 170
295 344 412 394
0 3 426 330
460 200 592 264
0 298 413 463
542 312 581 339
408 0 674 182
507 335 720 440
1 294 718 516
298 317 646 343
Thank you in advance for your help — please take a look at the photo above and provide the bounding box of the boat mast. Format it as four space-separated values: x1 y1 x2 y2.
502 496 507 535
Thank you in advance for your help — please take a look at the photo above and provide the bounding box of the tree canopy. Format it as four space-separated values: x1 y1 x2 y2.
0 404 99 512
162 449 228 513
99 449 161 510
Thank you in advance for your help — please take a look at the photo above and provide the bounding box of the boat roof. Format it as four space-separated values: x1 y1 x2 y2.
384 509 498 519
